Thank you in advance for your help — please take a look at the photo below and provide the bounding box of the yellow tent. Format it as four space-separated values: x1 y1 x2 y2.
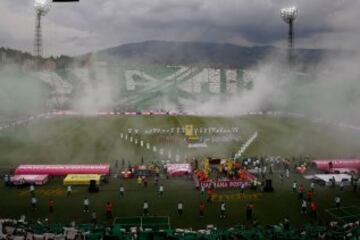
63 174 101 186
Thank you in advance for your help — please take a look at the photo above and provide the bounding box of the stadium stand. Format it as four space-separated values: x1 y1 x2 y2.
0 217 359 240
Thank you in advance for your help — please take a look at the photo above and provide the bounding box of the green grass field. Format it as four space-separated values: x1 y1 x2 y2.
0 115 359 229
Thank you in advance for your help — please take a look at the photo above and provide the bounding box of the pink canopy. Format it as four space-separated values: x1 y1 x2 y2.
15 164 110 176
10 175 48 185
312 159 360 172
166 163 192 176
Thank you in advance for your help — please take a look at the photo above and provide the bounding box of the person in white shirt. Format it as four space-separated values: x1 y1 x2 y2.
159 185 164 197
83 197 90 213
30 185 35 196
220 202 226 218
339 182 344 191
301 200 307 215
143 201 149 216
67 185 72 197
177 201 183 216
31 197 37 210
335 196 341 209
241 183 245 194
310 182 315 192
285 169 290 178
292 181 297 193
119 185 125 197
200 185 205 195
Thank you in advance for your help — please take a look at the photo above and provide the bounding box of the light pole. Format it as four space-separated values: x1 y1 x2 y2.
281 7 298 65
34 0 51 57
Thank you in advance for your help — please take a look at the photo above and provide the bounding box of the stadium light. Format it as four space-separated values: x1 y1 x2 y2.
280 7 298 65
34 0 51 57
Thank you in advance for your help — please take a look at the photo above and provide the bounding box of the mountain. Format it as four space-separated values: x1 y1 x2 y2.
95 40 328 68
0 47 74 70
1 41 341 69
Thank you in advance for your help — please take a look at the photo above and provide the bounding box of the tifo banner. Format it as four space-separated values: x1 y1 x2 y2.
15 164 110 176
166 163 192 176
200 180 252 189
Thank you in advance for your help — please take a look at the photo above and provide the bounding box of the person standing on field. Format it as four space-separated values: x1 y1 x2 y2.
301 199 307 215
119 185 125 197
30 184 35 196
67 185 72 197
105 202 113 219
177 201 183 216
200 185 205 195
246 203 254 221
220 202 226 218
143 200 149 216
91 210 97 225
339 181 344 191
159 185 164 197
31 197 37 210
292 181 297 193
83 197 90 213
199 202 205 217
335 196 341 209
48 199 54 213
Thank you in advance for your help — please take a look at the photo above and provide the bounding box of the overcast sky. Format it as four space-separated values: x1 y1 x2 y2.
0 0 359 56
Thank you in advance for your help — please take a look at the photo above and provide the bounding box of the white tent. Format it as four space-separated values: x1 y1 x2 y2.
307 174 352 186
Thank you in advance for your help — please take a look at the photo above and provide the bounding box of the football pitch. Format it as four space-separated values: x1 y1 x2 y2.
326 206 360 223
0 115 359 228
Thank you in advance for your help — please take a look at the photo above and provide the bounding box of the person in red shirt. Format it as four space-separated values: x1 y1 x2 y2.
246 203 254 221
298 184 304 199
207 189 213 203
105 202 113 219
199 202 205 217
310 202 317 218
48 199 54 213
307 191 314 202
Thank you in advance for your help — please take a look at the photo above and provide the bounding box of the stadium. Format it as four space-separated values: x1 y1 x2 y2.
0 0 360 240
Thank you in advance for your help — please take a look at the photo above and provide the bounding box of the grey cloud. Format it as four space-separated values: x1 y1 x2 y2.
0 0 359 56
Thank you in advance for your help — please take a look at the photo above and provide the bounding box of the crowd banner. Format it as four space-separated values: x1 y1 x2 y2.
199 179 252 189
15 164 110 176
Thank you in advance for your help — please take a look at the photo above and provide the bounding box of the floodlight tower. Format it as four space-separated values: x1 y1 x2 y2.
281 7 298 64
34 0 51 57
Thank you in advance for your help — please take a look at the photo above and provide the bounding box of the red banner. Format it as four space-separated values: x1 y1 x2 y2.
199 180 251 189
